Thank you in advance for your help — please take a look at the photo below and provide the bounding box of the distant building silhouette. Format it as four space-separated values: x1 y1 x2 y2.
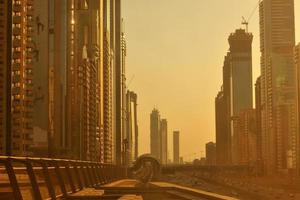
205 142 216 165
259 0 297 174
173 131 180 164
160 119 168 165
215 89 231 165
150 109 161 160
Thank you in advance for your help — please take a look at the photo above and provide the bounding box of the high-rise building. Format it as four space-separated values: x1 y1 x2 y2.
215 89 231 165
173 131 180 164
0 0 10 155
114 0 123 166
228 29 253 116
121 22 127 165
0 0 35 156
259 0 297 174
232 109 257 165
205 142 216 165
150 109 161 160
50 0 69 158
160 119 168 165
102 0 113 163
295 43 300 175
228 29 253 165
66 0 103 161
255 76 263 172
0 0 11 155
215 29 253 165
125 91 138 165
29 0 69 158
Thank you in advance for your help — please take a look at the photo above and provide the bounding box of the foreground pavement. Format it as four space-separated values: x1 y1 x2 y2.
99 179 238 200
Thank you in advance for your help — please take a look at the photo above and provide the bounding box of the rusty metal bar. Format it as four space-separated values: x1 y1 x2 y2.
3 158 23 200
0 156 126 199
40 160 56 200
25 159 43 200
65 162 76 193
80 164 89 187
73 164 83 190
53 161 68 198
86 164 95 186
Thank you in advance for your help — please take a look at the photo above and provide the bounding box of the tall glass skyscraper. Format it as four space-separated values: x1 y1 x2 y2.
259 0 297 174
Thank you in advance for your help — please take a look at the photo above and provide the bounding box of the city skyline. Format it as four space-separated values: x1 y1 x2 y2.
1 0 300 198
123 0 300 159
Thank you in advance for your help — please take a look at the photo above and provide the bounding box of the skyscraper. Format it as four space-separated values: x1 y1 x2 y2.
121 21 127 165
114 0 123 166
232 109 257 165
215 29 253 165
102 0 114 164
150 109 161 160
205 142 216 165
259 0 297 173
124 91 138 165
173 131 180 164
215 89 231 165
255 76 263 172
0 0 10 155
30 0 69 158
160 119 168 165
0 0 35 156
295 43 300 175
66 0 103 161
228 29 253 116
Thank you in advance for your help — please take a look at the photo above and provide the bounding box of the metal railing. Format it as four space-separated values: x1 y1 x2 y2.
0 156 126 200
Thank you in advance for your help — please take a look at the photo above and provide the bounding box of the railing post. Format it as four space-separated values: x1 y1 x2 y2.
86 163 95 186
65 161 76 193
4 158 23 200
102 165 108 184
40 160 56 200
25 159 42 200
80 163 89 187
99 164 106 184
94 164 101 185
53 160 68 198
73 163 83 190
91 163 100 186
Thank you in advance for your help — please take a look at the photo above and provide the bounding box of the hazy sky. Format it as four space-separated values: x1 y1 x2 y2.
122 0 300 162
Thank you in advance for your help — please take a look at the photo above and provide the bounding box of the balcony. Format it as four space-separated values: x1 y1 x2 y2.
12 74 21 83
12 87 21 95
13 51 21 59
13 27 21 36
13 4 22 12
13 16 22 24
12 63 21 71
13 38 21 48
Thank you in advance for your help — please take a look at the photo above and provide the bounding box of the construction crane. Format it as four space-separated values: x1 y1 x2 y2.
241 0 261 32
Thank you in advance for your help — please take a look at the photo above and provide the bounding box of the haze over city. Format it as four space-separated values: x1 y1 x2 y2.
2 0 300 199
123 0 300 159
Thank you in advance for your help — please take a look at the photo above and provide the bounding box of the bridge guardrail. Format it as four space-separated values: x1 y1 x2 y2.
0 156 126 200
